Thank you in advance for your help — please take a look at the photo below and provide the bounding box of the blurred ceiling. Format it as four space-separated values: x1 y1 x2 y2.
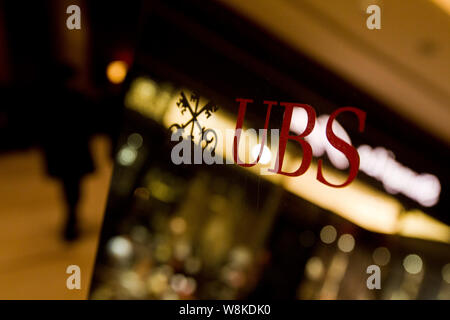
219 0 450 144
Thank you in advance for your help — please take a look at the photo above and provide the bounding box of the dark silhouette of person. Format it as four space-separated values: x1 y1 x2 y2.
39 63 95 241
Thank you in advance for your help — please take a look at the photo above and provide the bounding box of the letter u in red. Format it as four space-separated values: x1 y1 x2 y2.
233 99 276 167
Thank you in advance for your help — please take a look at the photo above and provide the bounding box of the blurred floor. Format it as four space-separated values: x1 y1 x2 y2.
0 135 112 299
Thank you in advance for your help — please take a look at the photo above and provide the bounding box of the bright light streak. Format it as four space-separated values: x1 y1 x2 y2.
372 247 391 266
396 210 450 244
358 145 441 207
291 108 442 207
431 0 450 15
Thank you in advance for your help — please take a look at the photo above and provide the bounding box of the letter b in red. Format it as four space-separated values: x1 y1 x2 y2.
269 102 316 176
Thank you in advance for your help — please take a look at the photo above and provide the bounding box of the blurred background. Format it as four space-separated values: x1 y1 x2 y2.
0 0 449 299
0 0 141 298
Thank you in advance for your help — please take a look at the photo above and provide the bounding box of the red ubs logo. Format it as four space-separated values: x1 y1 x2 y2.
170 96 366 188
233 99 366 188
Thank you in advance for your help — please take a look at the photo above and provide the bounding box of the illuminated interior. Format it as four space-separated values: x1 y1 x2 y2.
124 76 450 244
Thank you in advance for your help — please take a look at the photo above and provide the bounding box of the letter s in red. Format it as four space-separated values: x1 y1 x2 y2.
317 107 366 188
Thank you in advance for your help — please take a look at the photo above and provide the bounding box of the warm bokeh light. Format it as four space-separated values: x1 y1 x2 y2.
107 235 133 260
320 225 337 244
403 254 423 275
117 145 137 166
127 133 143 149
170 217 187 235
337 234 355 253
106 60 128 84
305 256 324 280
372 247 391 266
